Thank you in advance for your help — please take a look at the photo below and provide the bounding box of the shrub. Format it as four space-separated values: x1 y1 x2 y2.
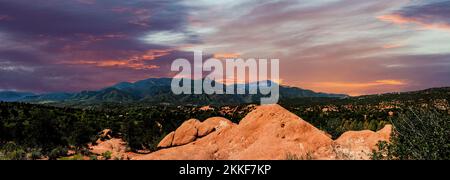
48 147 68 160
58 154 84 160
0 142 27 160
102 151 112 160
28 149 42 160
372 108 450 160
7 149 26 160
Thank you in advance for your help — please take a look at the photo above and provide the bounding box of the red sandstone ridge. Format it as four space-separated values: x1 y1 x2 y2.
334 125 392 160
133 104 392 160
156 117 235 148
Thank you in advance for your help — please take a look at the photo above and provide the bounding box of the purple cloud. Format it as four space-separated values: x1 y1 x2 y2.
0 0 197 92
379 1 450 30
1 0 449 95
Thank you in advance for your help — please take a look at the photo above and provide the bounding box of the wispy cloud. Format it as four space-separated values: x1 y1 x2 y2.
0 0 449 94
378 1 450 31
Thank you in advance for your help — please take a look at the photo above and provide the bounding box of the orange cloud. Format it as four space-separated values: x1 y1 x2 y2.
314 79 406 88
63 48 172 70
374 80 406 85
141 49 172 60
378 14 411 24
68 60 160 70
378 14 450 31
297 79 407 96
382 42 404 49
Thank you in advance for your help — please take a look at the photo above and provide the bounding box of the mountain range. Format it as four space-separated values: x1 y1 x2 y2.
0 78 347 105
0 91 35 102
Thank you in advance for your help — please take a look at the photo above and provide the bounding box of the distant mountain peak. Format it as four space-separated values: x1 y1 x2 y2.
2 77 348 105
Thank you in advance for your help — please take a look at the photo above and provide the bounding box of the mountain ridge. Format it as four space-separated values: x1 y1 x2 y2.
0 91 35 102
1 78 449 107
0 78 348 105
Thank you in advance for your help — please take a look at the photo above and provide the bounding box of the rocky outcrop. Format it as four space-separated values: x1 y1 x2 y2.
334 125 392 160
172 119 201 146
135 104 392 160
135 105 336 160
197 117 234 137
157 117 235 148
89 129 141 160
99 129 113 140
157 131 175 148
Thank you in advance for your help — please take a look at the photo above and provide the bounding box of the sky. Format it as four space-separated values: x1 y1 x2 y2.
0 0 450 95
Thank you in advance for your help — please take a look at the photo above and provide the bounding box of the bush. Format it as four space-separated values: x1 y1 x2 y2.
7 149 26 160
0 142 27 160
102 151 112 160
28 149 42 160
1 142 19 153
372 108 450 160
89 155 98 160
48 147 68 160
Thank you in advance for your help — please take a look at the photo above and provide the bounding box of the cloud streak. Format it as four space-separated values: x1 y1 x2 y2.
379 1 450 31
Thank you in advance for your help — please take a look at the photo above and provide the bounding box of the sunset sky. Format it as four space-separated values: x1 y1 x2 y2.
1 0 450 95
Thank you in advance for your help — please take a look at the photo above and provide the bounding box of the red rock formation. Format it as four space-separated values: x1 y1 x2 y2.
172 119 201 146
134 105 337 160
157 131 174 148
157 117 235 149
132 104 392 160
334 125 392 160
89 138 135 160
197 117 234 137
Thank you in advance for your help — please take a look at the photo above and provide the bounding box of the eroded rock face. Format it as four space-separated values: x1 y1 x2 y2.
377 125 392 140
135 105 392 160
99 129 113 140
221 104 336 160
172 119 201 146
89 129 145 160
157 131 175 148
90 138 127 158
157 117 235 148
197 117 234 137
334 125 392 160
